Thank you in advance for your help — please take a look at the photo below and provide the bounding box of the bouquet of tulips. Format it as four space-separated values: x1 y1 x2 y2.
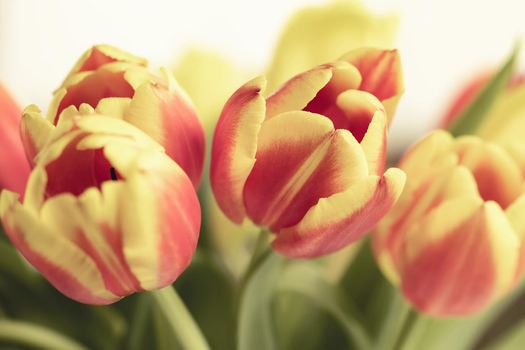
1 2 525 350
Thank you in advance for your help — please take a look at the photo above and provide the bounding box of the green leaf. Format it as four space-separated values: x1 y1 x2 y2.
239 252 372 350
390 281 525 350
174 252 236 350
339 239 394 337
449 43 521 136
238 254 284 350
0 320 88 350
484 318 525 350
275 263 371 350
121 294 156 350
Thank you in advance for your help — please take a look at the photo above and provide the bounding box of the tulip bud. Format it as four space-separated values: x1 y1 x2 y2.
41 45 205 187
1 109 201 304
374 130 525 316
0 84 30 194
211 48 405 258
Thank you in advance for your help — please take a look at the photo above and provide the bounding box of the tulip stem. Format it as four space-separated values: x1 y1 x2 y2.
235 229 272 317
0 320 88 350
374 290 411 350
243 229 272 283
151 286 210 350
397 312 430 350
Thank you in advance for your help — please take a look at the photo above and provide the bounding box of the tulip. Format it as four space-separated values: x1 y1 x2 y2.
440 71 524 128
0 84 30 194
211 48 406 258
1 108 201 304
373 130 525 316
42 44 205 187
440 71 525 177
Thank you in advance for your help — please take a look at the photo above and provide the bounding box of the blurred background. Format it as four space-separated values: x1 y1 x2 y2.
1 0 524 152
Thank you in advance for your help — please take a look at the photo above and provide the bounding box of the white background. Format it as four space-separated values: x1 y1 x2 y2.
1 0 524 151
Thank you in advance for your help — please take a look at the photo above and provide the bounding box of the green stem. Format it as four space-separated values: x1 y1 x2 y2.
0 320 88 350
126 294 152 350
374 291 411 350
398 312 430 350
243 230 272 282
151 286 210 350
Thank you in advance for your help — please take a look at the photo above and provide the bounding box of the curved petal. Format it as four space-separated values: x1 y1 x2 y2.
0 84 30 194
267 62 361 118
456 136 522 209
273 168 405 258
243 111 368 231
107 147 201 289
359 109 387 175
374 165 481 284
400 199 519 316
340 48 404 121
398 130 457 190
63 44 147 81
505 194 525 283
20 106 55 166
0 190 119 304
331 89 384 140
210 77 267 223
125 71 205 187
50 70 135 124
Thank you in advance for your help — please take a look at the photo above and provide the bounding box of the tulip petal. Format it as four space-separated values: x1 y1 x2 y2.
40 190 142 298
95 97 131 119
0 190 119 304
50 71 135 124
505 194 525 282
112 148 201 289
359 110 387 175
401 199 519 316
267 62 361 119
397 130 459 193
243 111 368 231
125 74 205 187
20 106 54 166
273 168 405 258
374 165 480 284
0 84 30 194
65 44 147 78
456 136 522 208
210 77 267 223
340 48 404 120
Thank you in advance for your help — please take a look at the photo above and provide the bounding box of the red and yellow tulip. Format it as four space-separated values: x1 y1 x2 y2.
211 48 406 258
0 84 30 194
374 130 525 316
43 45 205 187
441 71 525 177
1 108 201 304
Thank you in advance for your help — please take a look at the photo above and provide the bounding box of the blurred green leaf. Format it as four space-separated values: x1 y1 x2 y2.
0 320 88 350
121 294 156 350
275 263 371 349
174 252 236 350
238 254 284 350
339 238 394 337
449 43 520 136
484 317 525 350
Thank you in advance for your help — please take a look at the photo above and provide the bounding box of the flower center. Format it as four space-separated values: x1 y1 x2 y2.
44 140 120 198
